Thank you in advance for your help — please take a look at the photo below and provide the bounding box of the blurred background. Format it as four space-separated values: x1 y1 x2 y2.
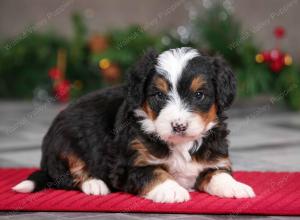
0 0 300 170
1 1 300 219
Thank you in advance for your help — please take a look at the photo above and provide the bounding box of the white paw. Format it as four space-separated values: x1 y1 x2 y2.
12 180 35 193
144 180 190 203
81 179 110 195
205 173 255 199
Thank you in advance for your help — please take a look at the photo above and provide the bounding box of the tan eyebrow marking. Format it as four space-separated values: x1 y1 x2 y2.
190 75 206 92
154 76 170 94
142 101 157 120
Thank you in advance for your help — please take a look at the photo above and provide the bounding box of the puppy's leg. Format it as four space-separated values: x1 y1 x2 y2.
61 152 110 196
81 178 110 195
196 168 255 198
127 166 190 203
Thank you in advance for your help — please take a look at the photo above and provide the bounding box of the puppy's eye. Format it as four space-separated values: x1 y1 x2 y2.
194 91 205 101
153 91 165 100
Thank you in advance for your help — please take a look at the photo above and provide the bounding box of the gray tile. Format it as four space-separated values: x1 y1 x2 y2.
0 150 41 167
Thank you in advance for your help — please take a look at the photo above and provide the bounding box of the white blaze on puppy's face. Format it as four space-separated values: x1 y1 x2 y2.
135 47 217 146
154 93 206 144
155 47 199 88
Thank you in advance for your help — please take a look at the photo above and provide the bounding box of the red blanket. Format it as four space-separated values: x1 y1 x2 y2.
0 168 299 215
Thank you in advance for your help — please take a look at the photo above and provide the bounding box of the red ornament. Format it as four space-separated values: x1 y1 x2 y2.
54 80 71 102
270 60 284 73
48 68 62 80
274 26 285 39
255 27 292 73
256 49 288 73
270 49 281 61
262 51 271 62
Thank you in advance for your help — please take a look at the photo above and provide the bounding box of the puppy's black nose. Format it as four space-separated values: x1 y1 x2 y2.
171 122 188 133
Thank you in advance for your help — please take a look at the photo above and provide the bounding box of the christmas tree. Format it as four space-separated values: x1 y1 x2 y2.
0 6 299 110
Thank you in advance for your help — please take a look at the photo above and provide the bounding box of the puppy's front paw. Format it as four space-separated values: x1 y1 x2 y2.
144 180 190 203
205 173 255 198
81 178 110 195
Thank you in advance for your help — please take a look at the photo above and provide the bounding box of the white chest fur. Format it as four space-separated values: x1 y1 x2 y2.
165 142 204 190
146 140 226 190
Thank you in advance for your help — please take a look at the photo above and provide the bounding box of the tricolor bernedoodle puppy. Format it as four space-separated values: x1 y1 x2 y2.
13 47 255 203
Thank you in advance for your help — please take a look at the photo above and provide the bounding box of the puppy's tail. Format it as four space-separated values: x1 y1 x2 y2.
12 170 52 193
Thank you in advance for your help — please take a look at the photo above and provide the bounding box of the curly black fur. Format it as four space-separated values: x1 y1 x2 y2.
211 56 237 112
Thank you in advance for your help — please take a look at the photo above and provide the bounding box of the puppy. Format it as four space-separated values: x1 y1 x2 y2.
13 47 255 203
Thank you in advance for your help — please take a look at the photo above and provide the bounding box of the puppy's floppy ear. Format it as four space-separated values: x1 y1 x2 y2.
126 49 158 110
211 56 237 111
